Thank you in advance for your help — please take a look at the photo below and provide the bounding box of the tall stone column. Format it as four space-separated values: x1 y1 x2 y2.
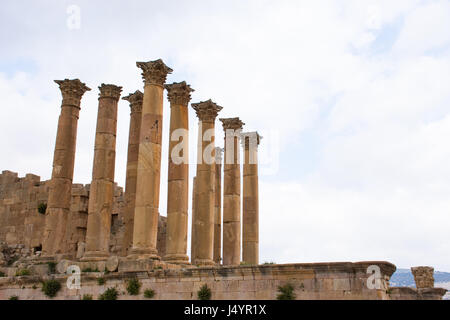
121 90 143 256
190 176 198 262
83 84 122 261
191 100 222 266
42 79 90 257
129 59 172 259
241 132 261 265
214 147 223 264
220 118 244 266
163 81 194 264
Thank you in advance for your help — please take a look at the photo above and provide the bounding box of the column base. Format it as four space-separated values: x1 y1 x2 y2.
163 253 190 265
127 247 160 261
193 259 216 267
80 251 109 262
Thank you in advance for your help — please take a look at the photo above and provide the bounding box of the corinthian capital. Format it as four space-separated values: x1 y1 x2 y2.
98 83 123 101
54 79 91 107
122 90 144 113
136 59 173 86
191 99 223 122
241 131 262 149
220 117 245 131
164 81 194 105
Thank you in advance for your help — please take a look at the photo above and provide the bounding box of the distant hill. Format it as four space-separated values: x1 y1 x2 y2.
390 268 450 300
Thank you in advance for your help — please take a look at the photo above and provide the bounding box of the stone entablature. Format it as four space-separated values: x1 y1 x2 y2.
0 261 438 300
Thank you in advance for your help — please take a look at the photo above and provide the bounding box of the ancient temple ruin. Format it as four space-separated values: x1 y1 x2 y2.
0 59 446 300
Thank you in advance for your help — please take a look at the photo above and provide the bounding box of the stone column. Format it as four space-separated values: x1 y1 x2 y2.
42 79 90 257
163 81 194 264
190 176 198 262
129 59 172 260
220 118 244 266
83 84 122 261
120 90 143 257
191 100 222 266
214 147 223 264
241 132 261 265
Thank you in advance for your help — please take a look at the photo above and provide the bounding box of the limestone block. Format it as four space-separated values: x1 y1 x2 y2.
106 256 119 272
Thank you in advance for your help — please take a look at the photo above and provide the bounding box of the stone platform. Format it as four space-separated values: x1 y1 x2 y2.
1 261 445 300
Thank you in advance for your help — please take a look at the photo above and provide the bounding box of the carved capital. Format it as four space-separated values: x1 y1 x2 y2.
54 79 91 108
98 83 122 101
411 266 435 289
220 117 245 131
164 81 194 105
122 90 144 113
191 99 223 122
241 131 262 149
136 59 173 86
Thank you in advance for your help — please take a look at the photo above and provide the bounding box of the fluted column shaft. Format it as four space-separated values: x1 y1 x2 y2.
242 132 261 265
130 59 172 259
164 82 193 264
83 84 122 260
191 100 222 266
214 148 223 263
121 91 143 256
220 118 244 266
42 79 90 257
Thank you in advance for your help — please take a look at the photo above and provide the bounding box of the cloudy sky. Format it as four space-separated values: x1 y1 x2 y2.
1 0 449 271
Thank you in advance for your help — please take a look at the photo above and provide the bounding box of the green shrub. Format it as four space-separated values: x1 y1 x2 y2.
0 271 5 277
197 284 211 300
9 295 19 300
82 294 93 300
82 267 100 273
47 262 57 274
126 278 141 295
98 287 119 300
276 283 296 300
32 284 38 290
42 280 62 298
97 277 105 285
15 269 31 276
37 203 47 214
263 261 275 265
144 289 155 299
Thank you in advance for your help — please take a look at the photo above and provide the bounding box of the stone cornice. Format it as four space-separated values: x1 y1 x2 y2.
164 81 194 106
191 99 223 122
98 83 122 101
54 79 91 108
136 59 173 86
241 131 262 149
122 90 144 113
220 117 245 131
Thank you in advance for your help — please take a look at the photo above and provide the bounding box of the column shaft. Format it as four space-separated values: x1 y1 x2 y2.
242 132 260 265
191 100 222 266
220 118 244 266
83 84 122 260
121 91 143 256
42 79 90 257
164 82 193 264
213 148 223 263
130 59 172 259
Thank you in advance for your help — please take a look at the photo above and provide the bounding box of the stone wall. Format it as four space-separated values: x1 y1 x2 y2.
1 261 441 300
0 170 166 262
